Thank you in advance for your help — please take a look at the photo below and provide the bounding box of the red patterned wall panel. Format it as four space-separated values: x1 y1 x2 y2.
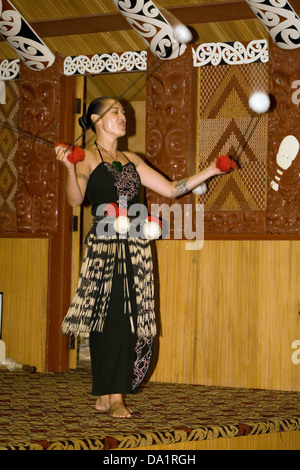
267 41 300 234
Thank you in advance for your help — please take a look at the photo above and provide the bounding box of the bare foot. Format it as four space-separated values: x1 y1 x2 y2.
109 401 132 418
95 395 110 412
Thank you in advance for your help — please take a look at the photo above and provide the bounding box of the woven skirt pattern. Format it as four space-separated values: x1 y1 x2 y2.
61 232 156 340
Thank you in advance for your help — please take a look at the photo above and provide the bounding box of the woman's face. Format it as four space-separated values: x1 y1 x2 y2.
94 99 126 138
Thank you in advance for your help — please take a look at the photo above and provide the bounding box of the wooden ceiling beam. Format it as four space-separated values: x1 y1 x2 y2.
5 1 259 39
0 0 299 41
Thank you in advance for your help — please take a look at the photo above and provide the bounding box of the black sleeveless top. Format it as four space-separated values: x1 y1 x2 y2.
85 154 141 216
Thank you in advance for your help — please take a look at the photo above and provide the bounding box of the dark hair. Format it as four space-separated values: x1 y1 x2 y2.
78 96 113 133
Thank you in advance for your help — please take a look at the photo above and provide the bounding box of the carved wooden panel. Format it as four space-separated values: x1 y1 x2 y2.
145 46 196 237
267 41 300 234
145 45 269 237
145 42 300 238
16 54 62 233
0 80 19 233
204 210 266 235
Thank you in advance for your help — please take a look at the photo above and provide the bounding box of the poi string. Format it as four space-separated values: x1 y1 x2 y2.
197 112 261 176
231 112 257 162
65 5 195 152
0 53 165 154
196 92 270 179
0 121 54 148
232 114 262 162
1 5 193 154
231 92 270 163
63 48 176 153
213 113 262 174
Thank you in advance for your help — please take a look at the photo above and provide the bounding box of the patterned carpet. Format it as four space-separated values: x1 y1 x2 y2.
1 365 300 450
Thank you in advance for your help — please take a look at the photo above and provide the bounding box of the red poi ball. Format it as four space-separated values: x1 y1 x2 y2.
216 155 237 172
54 142 85 164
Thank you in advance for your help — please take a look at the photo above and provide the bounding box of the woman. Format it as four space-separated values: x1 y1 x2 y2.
55 96 224 419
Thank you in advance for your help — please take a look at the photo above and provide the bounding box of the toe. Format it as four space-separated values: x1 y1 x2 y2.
110 402 132 418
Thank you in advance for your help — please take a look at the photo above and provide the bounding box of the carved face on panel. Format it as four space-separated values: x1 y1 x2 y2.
17 73 60 233
20 81 57 131
148 71 190 126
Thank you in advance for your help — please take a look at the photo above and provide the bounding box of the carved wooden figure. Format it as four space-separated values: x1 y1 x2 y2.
145 46 196 237
16 57 61 233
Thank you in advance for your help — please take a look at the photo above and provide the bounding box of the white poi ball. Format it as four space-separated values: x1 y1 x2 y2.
143 220 162 240
174 25 193 44
192 182 208 195
248 92 270 114
113 216 130 234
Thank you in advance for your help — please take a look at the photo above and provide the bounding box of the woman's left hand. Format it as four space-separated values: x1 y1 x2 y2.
209 160 226 175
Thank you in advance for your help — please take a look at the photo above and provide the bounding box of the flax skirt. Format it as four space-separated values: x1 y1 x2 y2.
62 232 156 395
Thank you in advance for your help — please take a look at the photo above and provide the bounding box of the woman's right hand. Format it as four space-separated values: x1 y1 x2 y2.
55 144 74 171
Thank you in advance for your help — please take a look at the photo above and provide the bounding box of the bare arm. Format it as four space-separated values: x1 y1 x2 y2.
55 145 89 207
127 153 223 199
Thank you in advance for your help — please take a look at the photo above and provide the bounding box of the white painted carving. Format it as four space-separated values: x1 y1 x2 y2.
111 0 186 59
64 50 147 76
246 0 300 49
0 0 55 70
193 40 269 66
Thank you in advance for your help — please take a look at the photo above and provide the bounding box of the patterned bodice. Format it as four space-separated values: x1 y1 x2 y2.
85 161 141 216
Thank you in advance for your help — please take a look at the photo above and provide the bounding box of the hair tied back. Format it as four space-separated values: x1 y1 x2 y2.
78 114 91 131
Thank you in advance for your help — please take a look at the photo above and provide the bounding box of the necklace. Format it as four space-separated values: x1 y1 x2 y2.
94 141 123 173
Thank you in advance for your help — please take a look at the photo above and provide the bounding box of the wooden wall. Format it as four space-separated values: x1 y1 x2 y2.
150 239 300 392
0 238 48 372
